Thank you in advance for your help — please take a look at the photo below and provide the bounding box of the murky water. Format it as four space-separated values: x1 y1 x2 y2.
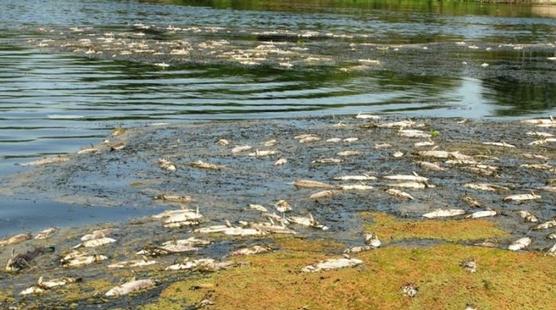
0 0 555 232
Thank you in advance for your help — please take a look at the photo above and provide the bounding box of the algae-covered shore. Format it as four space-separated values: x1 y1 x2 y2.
0 115 555 309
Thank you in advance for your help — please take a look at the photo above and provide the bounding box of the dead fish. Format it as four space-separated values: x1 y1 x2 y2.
190 160 225 170
365 233 381 248
418 150 472 161
355 113 380 120
334 175 376 181
337 150 360 157
341 184 374 191
385 188 414 200
518 210 539 223
109 142 126 151
37 276 79 290
310 190 339 200
153 194 192 204
466 210 497 219
390 182 427 189
75 237 116 248
294 179 337 189
20 156 69 167
248 204 268 212
136 239 202 256
77 147 98 154
460 259 477 273
302 257 362 272
417 161 445 171
533 220 556 230
521 118 555 126
464 183 509 192
231 245 271 256
166 258 233 272
274 158 287 166
248 149 277 157
383 174 428 183
526 131 553 138
462 196 482 208
274 200 292 213
112 127 126 136
414 141 435 148
393 151 404 158
0 233 32 246
162 209 203 227
482 141 516 148
19 286 45 296
195 225 266 236
540 186 556 192
34 227 58 240
62 253 107 267
503 193 541 202
326 138 341 143
298 135 320 143
6 246 55 272
344 137 359 143
108 259 156 269
312 158 342 164
547 233 556 240
249 222 296 235
105 279 156 297
263 139 277 147
399 129 431 138
520 163 553 171
401 283 418 298
522 153 549 160
374 143 392 149
81 228 116 241
158 159 176 172
232 145 252 154
423 209 465 218
216 139 230 146
378 120 417 128
508 237 531 251
529 138 556 146
288 214 329 230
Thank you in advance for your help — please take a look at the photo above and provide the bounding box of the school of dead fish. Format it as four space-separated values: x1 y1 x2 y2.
4 115 555 303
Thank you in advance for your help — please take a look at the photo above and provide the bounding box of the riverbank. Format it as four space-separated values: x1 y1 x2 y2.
0 115 554 308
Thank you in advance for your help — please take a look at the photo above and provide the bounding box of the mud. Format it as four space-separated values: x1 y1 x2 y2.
0 115 554 308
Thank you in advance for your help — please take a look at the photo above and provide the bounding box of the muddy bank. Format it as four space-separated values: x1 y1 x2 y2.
0 115 555 308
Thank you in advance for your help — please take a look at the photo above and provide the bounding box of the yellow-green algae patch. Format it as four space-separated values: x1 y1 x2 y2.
143 238 555 310
363 212 508 242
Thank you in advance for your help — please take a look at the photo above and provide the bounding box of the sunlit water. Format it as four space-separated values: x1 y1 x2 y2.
0 0 555 175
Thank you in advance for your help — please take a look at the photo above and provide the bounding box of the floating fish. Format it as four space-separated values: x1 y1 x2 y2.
263 139 277 147
158 159 176 172
533 220 556 230
462 196 482 208
77 147 98 154
189 160 225 170
166 258 233 272
383 174 428 183
62 253 107 267
81 228 116 241
423 209 465 218
355 113 380 120
195 225 266 236
414 141 435 148
311 158 342 164
393 151 404 158
374 143 392 149
294 179 337 189
508 237 531 251
482 141 515 148
248 204 268 212
216 139 230 146
231 145 252 154
105 279 156 297
390 182 427 189
0 233 31 247
399 129 431 138
274 200 292 213
34 227 58 240
385 189 414 200
337 150 360 157
288 214 328 230
518 210 539 223
108 259 157 269
310 190 339 200
20 156 69 167
547 243 556 257
302 257 362 272
334 175 376 181
464 183 509 192
274 158 287 166
343 137 359 143
341 184 374 191
248 150 277 157
75 237 116 248
153 194 192 204
466 210 496 219
503 193 541 202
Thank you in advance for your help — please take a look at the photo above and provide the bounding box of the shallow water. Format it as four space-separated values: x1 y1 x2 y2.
0 0 555 231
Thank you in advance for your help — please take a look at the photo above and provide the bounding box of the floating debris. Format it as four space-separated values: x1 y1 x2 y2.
231 245 272 256
508 237 531 251
385 188 414 200
158 159 176 172
518 210 539 223
0 233 31 247
105 279 156 297
108 259 157 269
6 246 55 272
503 193 541 202
34 227 58 240
190 160 225 170
423 209 465 218
294 179 337 189
302 257 363 272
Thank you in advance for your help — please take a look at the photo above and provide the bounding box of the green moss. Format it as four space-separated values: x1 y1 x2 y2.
362 212 507 242
143 238 556 310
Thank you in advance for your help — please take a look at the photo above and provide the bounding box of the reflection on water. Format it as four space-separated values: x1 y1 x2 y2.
0 0 555 173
